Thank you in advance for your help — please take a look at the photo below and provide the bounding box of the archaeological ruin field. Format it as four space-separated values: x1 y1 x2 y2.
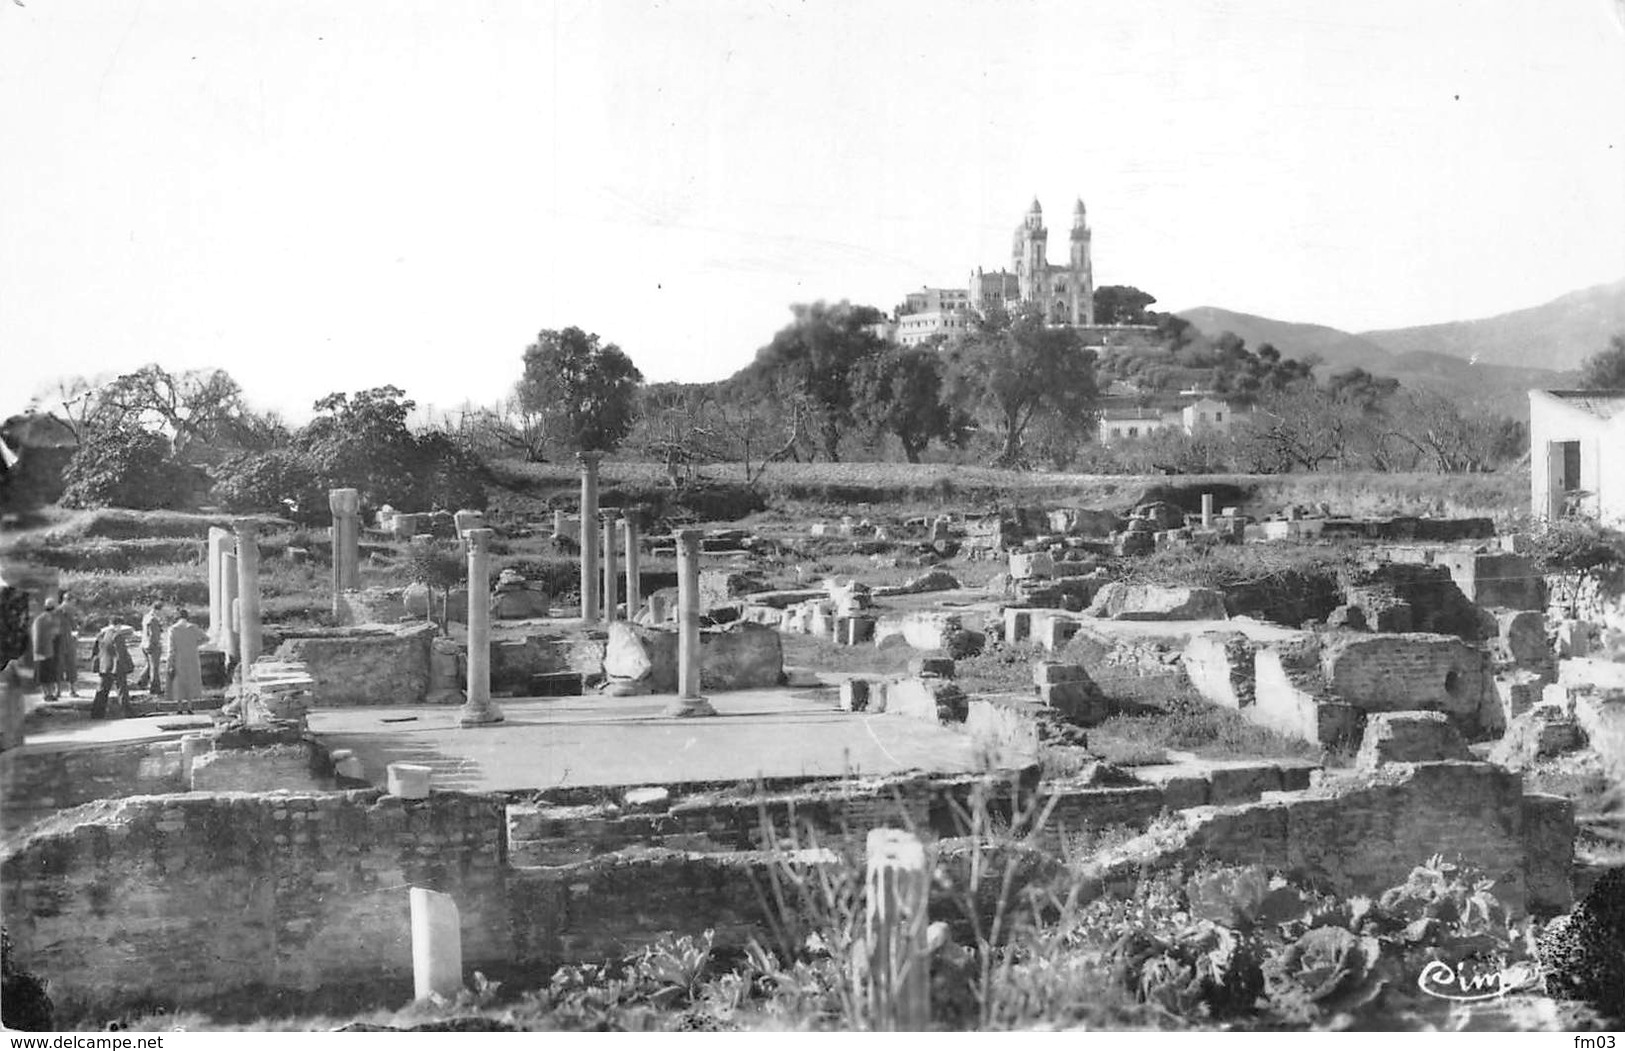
2 462 1623 1032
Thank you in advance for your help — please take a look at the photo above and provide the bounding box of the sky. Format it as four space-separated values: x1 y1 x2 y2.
2 0 1623 425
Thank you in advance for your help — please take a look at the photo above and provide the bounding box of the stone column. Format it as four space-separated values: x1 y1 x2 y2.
622 517 641 622
578 452 601 624
233 520 263 670
328 488 362 617
601 512 619 622
206 527 233 647
1201 493 1214 529
552 509 567 538
220 549 240 663
664 529 716 717
458 528 503 726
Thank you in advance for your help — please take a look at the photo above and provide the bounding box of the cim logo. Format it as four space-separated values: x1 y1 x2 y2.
1416 959 1541 1002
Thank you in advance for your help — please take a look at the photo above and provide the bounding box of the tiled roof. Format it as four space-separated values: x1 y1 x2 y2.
1541 390 1625 420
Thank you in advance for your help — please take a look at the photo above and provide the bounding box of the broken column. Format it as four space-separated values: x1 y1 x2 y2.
328 488 361 616
206 526 234 647
578 452 601 624
1201 493 1214 529
664 528 716 717
622 516 641 622
233 519 263 669
409 887 463 1001
459 527 503 727
601 511 619 622
552 509 567 538
220 549 239 668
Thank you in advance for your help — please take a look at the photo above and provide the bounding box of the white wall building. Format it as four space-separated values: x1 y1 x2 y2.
1528 389 1625 523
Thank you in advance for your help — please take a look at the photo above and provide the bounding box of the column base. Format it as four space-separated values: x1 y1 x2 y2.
458 700 505 727
662 696 717 718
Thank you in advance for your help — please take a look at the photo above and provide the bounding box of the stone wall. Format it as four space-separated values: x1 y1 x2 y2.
1087 761 1569 917
1 739 186 835
1318 633 1492 734
1 790 509 1014
275 625 433 707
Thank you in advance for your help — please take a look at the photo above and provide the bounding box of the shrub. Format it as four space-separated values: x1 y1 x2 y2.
211 449 326 522
61 425 193 510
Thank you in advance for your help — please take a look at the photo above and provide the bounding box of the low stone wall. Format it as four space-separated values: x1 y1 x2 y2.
1 739 187 835
1319 633 1492 734
275 625 433 707
1086 761 1569 917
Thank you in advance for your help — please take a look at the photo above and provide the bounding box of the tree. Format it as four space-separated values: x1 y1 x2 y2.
96 365 247 454
517 327 644 454
60 424 194 510
943 305 1100 469
1234 384 1355 472
1093 285 1158 325
851 346 968 462
1578 333 1625 390
739 301 887 461
291 386 487 513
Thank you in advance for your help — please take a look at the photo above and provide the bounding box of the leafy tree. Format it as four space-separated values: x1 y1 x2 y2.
1093 285 1158 325
517 327 645 454
60 424 194 509
738 301 887 461
851 346 968 462
943 305 1100 468
1578 333 1625 390
211 448 325 522
96 365 248 454
1234 384 1355 472
288 386 488 514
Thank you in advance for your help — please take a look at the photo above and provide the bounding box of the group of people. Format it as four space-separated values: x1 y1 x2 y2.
28 597 208 718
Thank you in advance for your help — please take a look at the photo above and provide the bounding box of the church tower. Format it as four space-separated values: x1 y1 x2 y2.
1014 197 1047 301
1070 198 1094 325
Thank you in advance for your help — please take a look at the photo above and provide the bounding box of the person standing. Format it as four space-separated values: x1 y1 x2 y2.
137 601 166 696
53 590 82 699
90 621 135 719
28 598 61 700
165 609 206 716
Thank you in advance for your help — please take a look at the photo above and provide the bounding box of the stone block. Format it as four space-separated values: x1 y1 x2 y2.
1435 552 1544 611
1034 613 1081 651
836 615 877 645
886 677 968 723
1486 669 1546 735
1009 551 1055 581
1154 772 1210 811
1494 609 1550 667
1521 793 1574 914
909 656 956 679
1086 582 1228 621
1004 607 1033 644
410 887 463 1001
623 786 671 812
840 679 884 713
1356 711 1472 769
1325 604 1367 631
1489 704 1585 771
1037 679 1109 726
875 610 963 652
1207 763 1285 804
1181 632 1257 709
700 622 783 691
1275 759 1319 791
491 588 550 620
388 762 433 799
604 621 680 690
1319 633 1491 729
1032 661 1086 687
275 624 433 707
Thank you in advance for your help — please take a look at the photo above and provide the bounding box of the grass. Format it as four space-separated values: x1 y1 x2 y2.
1088 694 1321 763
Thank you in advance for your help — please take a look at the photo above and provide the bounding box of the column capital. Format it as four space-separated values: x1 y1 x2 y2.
462 527 494 552
676 527 704 545
328 487 362 517
598 509 619 523
576 451 604 469
231 518 260 538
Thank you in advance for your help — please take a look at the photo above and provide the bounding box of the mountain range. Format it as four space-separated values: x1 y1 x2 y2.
1177 277 1625 419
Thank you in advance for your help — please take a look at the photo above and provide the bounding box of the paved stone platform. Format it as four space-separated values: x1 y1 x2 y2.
307 686 982 792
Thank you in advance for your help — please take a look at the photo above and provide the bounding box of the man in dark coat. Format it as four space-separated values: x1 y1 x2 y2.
29 599 60 700
90 622 136 719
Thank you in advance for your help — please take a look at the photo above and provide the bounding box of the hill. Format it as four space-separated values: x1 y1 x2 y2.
1175 305 1579 419
1357 277 1625 372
